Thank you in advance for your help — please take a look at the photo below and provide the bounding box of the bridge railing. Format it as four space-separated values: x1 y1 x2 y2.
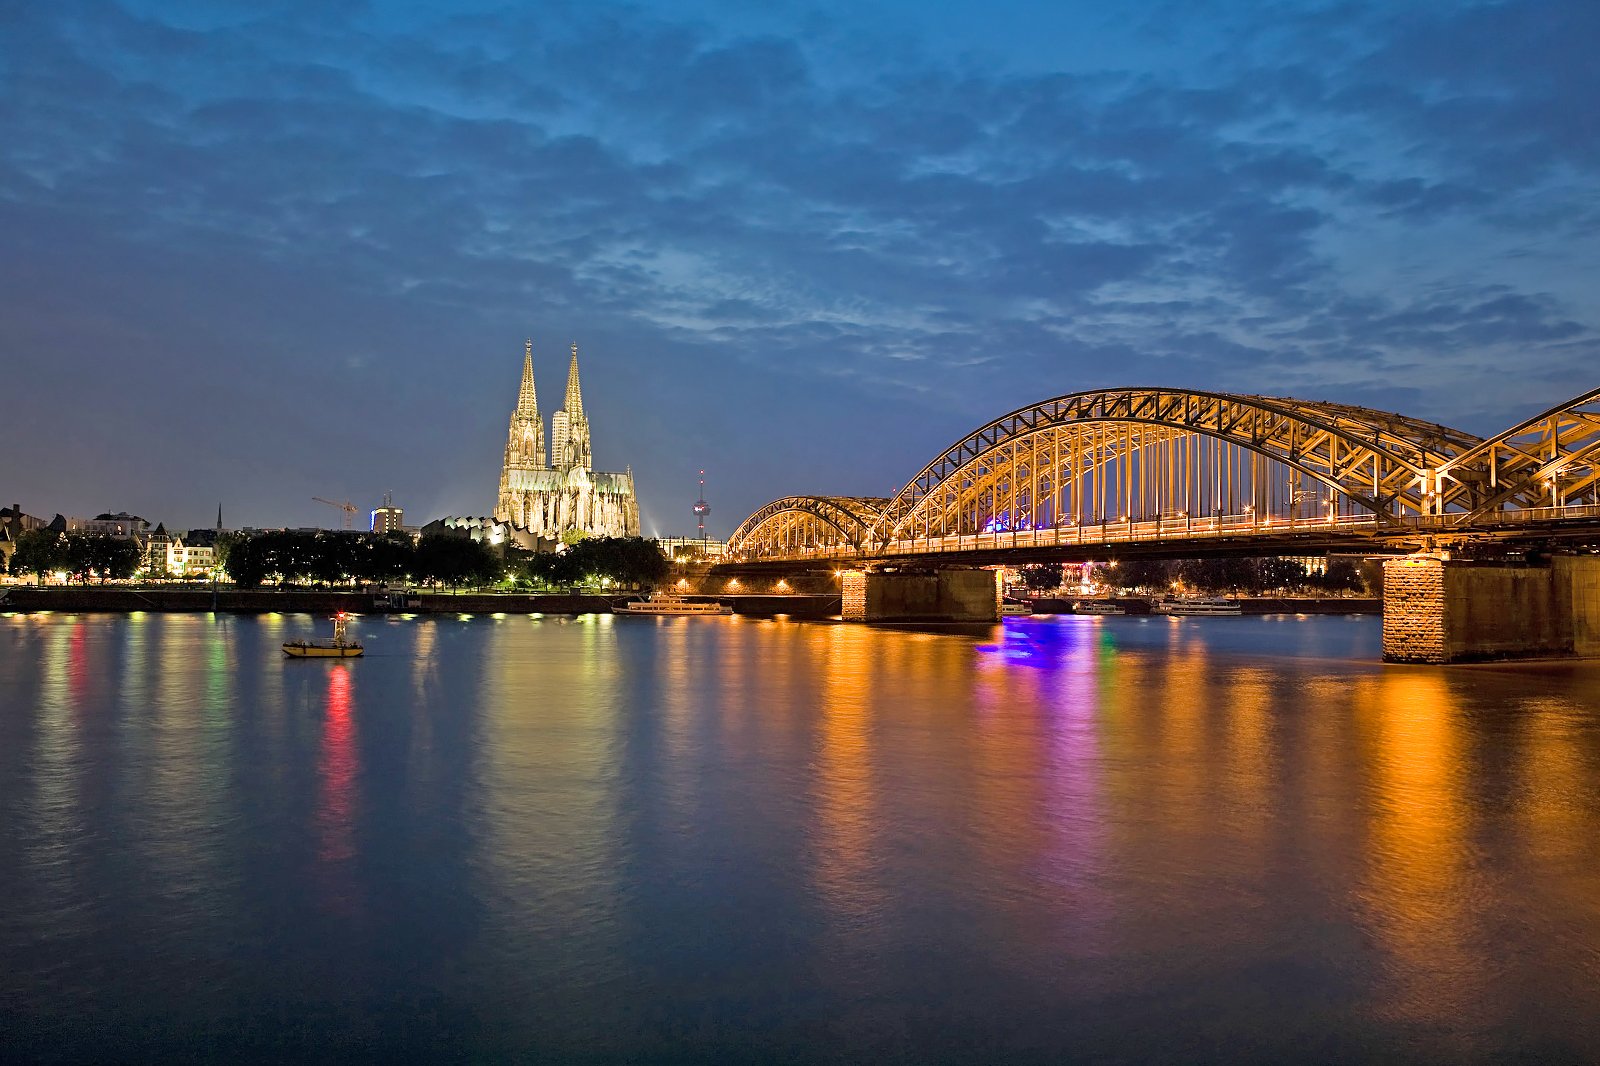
730 503 1600 562
877 512 1379 558
731 511 1383 562
1396 503 1600 530
723 546 863 562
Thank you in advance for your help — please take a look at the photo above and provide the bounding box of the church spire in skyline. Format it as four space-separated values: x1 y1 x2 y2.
518 339 540 416
563 342 584 420
505 339 547 471
550 341 593 470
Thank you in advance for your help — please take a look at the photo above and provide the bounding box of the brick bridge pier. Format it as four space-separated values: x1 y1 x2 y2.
840 568 1002 623
1382 554 1600 663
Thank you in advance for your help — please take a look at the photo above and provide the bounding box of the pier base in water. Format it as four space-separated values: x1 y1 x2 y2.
1382 554 1600 663
841 568 1001 623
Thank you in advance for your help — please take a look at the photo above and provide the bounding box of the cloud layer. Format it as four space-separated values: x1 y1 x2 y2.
2 0 1596 531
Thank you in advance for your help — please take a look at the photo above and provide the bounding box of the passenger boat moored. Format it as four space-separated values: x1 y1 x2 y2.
616 592 733 616
1151 596 1242 616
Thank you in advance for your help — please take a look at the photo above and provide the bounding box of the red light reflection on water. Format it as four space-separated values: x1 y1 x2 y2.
316 664 360 915
68 621 89 710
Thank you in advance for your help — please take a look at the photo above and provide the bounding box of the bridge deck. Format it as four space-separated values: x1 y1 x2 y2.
729 504 1600 568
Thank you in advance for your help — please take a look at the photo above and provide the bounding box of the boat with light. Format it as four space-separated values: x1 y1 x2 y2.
1152 596 1242 616
616 593 733 616
1073 600 1126 615
283 612 365 657
1001 602 1033 616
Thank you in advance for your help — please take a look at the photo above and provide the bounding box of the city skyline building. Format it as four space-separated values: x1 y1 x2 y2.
371 493 404 534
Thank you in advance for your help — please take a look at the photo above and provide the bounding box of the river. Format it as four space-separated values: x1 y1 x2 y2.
2 611 1599 1063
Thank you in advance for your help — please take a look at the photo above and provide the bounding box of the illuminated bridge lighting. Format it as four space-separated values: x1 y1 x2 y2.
727 386 1600 563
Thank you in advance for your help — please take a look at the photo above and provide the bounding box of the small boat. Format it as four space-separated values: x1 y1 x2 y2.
1073 600 1126 615
1000 602 1033 616
616 592 733 616
283 611 365 657
1152 596 1242 616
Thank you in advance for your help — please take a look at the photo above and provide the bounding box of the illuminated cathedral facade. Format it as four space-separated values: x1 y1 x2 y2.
494 341 639 540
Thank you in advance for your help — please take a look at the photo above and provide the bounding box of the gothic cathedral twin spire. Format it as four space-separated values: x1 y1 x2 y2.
507 340 591 471
551 343 592 470
509 340 546 468
495 338 639 539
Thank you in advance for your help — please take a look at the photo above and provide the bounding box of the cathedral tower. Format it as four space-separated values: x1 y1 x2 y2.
496 341 548 527
550 343 593 470
506 340 546 468
492 338 639 540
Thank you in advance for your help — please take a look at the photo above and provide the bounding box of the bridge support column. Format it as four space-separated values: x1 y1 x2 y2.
840 568 1001 623
1382 554 1600 663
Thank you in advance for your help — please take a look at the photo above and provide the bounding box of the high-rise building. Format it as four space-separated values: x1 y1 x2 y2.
371 492 404 534
371 507 404 534
494 341 639 540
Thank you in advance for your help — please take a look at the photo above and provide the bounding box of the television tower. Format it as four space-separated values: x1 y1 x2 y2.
693 470 710 546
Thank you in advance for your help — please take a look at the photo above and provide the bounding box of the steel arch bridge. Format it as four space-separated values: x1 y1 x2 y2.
729 496 891 558
728 386 1600 564
1433 388 1600 518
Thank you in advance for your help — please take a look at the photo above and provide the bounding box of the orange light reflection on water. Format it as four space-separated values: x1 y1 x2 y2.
1357 670 1478 1034
814 626 878 924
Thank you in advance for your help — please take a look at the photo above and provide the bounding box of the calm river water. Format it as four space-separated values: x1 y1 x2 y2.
3 611 1600 1064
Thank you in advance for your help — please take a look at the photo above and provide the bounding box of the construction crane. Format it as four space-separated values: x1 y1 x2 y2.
312 497 359 530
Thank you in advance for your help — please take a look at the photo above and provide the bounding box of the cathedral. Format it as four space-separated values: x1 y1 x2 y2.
494 341 639 541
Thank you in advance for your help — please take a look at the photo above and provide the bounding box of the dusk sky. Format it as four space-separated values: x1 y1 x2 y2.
4 0 1596 536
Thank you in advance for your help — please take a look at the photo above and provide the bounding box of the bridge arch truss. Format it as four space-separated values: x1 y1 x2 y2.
728 495 890 561
871 388 1484 548
1433 388 1600 519
729 386 1600 563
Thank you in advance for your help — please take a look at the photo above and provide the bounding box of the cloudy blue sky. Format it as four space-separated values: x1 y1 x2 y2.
3 0 1596 535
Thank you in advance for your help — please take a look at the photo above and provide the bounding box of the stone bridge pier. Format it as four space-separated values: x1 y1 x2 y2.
841 567 1001 623
1382 554 1600 663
